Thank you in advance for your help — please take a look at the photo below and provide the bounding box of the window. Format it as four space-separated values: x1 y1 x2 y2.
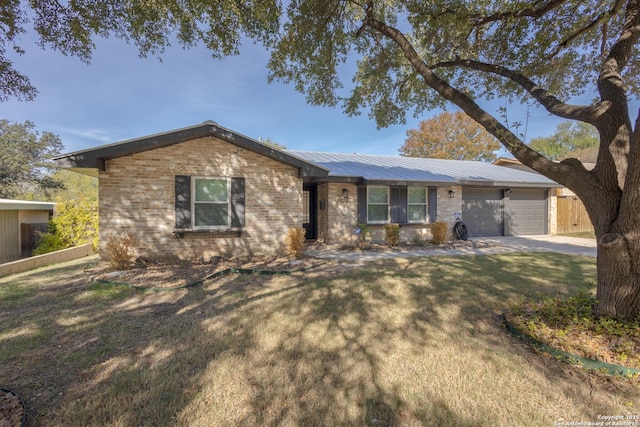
358 185 435 225
367 186 389 223
407 187 427 223
175 175 244 231
193 177 230 227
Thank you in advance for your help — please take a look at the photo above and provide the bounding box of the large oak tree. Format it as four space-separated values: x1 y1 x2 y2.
3 0 640 319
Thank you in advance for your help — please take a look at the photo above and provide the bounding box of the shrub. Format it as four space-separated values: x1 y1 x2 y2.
411 233 425 247
285 227 306 259
105 232 139 270
356 222 370 241
431 221 449 245
33 231 65 255
383 223 400 246
34 196 99 254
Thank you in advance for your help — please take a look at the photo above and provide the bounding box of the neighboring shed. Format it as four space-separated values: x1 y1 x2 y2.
0 199 55 263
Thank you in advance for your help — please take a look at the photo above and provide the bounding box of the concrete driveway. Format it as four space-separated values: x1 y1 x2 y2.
306 235 597 262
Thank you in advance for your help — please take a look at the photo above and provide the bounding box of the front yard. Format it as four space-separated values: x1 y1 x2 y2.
1 252 638 426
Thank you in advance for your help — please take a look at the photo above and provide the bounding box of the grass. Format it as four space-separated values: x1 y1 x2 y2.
1 252 638 426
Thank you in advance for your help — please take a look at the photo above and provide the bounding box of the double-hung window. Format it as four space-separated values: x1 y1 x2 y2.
367 186 389 223
193 177 230 228
407 187 427 223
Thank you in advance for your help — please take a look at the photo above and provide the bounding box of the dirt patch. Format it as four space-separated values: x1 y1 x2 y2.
88 256 331 289
0 389 25 427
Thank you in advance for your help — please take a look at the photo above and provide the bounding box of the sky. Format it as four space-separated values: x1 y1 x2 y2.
0 32 590 156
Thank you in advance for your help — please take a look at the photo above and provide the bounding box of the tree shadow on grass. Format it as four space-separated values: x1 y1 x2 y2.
2 252 635 426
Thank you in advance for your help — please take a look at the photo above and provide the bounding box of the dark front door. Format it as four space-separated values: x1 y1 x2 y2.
303 185 317 240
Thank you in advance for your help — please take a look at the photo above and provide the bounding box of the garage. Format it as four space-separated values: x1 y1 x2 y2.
462 187 548 237
462 188 503 237
504 189 548 235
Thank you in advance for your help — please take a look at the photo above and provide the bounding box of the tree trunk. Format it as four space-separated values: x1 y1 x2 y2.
595 231 640 319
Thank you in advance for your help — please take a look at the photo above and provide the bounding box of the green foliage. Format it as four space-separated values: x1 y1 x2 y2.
356 223 370 241
400 111 500 162
32 230 66 255
105 232 139 270
35 196 99 254
284 227 306 259
529 122 599 161
383 223 400 246
430 221 449 245
1 0 281 100
260 138 287 150
507 288 640 368
0 120 64 199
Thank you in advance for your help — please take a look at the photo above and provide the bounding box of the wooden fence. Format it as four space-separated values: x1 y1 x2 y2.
20 223 48 257
557 196 594 234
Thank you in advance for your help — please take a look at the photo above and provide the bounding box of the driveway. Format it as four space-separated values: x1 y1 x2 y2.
306 235 597 262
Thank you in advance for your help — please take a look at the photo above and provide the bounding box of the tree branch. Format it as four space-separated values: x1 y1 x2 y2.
473 0 568 25
547 0 625 59
431 59 604 123
361 9 593 191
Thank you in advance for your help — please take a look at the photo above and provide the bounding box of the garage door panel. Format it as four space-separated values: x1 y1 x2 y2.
505 189 547 236
462 189 503 237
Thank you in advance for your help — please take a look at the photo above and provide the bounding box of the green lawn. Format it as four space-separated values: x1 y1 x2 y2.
1 252 637 426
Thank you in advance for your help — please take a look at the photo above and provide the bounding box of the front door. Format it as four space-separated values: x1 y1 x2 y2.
302 185 317 240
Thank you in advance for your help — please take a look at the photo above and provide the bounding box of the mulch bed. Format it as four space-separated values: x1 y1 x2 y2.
335 239 501 252
88 256 329 289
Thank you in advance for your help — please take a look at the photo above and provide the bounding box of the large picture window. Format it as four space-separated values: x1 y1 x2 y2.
368 186 389 223
407 187 427 223
193 177 230 227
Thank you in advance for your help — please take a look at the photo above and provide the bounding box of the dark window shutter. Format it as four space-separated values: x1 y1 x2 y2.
231 177 245 227
390 187 407 223
357 186 367 223
175 175 191 229
428 188 437 222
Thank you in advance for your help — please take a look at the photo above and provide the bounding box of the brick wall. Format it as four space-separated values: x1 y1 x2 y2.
321 184 463 245
99 137 302 260
326 183 358 244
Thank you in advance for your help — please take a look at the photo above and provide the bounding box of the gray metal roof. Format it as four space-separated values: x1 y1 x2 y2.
289 151 560 187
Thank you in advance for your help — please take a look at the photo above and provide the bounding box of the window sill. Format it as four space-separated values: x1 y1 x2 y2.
173 228 242 238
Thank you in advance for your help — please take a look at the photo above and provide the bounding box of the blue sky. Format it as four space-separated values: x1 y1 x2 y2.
0 33 582 156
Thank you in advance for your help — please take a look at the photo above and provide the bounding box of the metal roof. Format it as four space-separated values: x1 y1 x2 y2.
289 151 560 187
0 199 56 211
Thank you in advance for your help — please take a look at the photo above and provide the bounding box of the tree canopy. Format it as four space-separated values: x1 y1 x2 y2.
529 122 600 161
0 120 64 199
4 0 640 318
400 111 500 162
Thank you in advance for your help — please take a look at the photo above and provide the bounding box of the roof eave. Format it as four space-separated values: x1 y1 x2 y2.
54 122 329 179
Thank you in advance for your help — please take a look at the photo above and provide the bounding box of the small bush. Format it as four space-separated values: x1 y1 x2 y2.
411 233 425 247
383 224 400 246
33 232 66 255
285 227 306 259
105 232 139 270
431 221 449 245
356 222 370 241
